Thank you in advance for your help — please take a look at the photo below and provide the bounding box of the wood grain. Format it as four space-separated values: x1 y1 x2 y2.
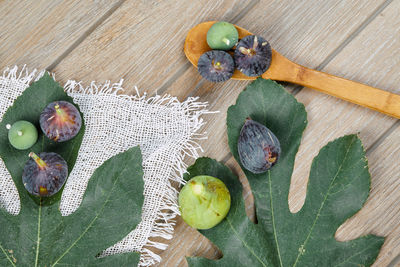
288 3 400 266
179 1 400 266
157 1 395 266
53 0 255 93
163 0 388 163
2 0 399 266
0 0 121 70
185 21 400 119
50 0 258 265
344 128 400 267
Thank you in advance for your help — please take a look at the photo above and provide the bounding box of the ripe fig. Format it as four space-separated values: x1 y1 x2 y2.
40 101 82 142
234 35 272 77
22 152 68 197
197 50 235 82
179 175 231 229
238 118 281 173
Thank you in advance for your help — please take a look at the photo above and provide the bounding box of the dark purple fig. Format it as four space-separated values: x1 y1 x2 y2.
197 50 235 82
40 101 82 142
234 35 272 77
22 152 68 197
238 118 281 173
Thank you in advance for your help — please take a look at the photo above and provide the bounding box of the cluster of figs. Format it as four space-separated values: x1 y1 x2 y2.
6 101 82 197
199 22 281 171
197 21 272 82
178 118 281 230
179 22 281 230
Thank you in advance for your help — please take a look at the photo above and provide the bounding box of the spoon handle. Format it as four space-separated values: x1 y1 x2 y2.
276 62 400 119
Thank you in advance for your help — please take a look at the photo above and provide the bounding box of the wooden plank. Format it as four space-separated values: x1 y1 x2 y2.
285 3 400 266
0 0 121 70
177 1 400 266
163 0 388 162
156 1 392 266
53 0 256 92
50 1 258 266
156 217 222 267
221 3 400 266
298 1 400 266
290 1 400 211
6 0 396 265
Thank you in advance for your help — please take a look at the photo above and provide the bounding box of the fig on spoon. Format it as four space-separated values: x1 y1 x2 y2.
184 21 400 119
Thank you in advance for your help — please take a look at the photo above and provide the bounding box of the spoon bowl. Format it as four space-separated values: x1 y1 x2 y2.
184 21 400 119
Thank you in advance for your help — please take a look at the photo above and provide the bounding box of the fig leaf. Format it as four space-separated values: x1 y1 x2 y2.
186 78 384 267
0 74 142 266
0 73 85 204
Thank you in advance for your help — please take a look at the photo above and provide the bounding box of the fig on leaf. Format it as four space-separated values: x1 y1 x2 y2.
238 118 281 173
6 120 38 150
179 175 231 229
22 152 68 197
40 100 82 142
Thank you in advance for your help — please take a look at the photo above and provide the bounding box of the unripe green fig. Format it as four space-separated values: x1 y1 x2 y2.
7 121 38 150
207 21 238 50
179 175 231 229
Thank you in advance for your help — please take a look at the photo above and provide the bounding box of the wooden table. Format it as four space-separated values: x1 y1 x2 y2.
1 1 399 266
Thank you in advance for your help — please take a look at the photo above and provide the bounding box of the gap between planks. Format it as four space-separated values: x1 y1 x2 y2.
209 0 397 163
42 1 262 266
154 0 400 265
33 0 399 265
46 0 127 71
153 0 260 97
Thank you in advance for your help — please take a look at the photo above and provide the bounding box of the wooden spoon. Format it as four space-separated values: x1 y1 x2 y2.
184 21 400 119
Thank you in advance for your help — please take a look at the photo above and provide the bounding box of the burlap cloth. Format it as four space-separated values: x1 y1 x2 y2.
0 66 210 266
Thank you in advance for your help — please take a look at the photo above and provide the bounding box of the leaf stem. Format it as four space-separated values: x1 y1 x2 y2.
269 171 283 267
35 198 42 267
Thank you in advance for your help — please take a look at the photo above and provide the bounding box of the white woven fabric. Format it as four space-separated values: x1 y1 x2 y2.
0 66 210 266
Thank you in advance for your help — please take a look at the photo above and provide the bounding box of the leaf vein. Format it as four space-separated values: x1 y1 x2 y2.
226 218 267 267
51 158 130 266
0 244 16 267
269 171 283 267
292 137 355 267
34 200 42 267
333 242 378 267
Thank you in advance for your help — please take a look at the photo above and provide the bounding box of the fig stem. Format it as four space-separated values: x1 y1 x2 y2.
54 103 76 125
221 37 230 46
39 186 48 196
54 104 63 115
29 152 47 169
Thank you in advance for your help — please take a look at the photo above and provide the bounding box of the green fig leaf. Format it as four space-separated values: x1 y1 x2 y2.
0 75 142 266
0 73 85 204
0 146 142 266
186 79 384 267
